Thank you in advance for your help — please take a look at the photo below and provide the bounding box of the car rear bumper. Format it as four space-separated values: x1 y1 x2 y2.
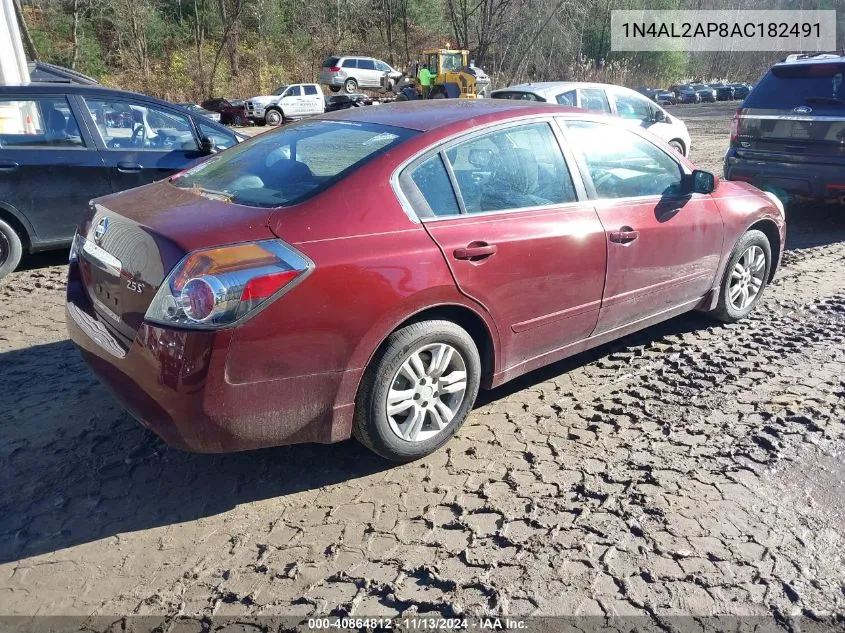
66 269 356 453
725 151 845 200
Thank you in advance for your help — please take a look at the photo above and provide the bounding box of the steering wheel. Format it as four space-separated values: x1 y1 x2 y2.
129 124 147 148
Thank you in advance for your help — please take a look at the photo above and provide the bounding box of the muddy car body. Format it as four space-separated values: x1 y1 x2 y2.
66 100 785 461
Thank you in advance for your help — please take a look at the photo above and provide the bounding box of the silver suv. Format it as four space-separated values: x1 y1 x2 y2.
320 56 402 93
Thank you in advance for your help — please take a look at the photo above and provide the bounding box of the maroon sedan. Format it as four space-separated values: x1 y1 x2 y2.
66 100 785 461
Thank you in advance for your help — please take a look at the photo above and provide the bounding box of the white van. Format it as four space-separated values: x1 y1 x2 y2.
245 83 325 126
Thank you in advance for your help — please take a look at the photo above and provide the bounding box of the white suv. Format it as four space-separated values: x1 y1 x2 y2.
245 83 325 126
320 56 403 93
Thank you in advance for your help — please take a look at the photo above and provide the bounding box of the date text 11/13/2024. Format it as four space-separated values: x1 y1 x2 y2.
307 617 528 629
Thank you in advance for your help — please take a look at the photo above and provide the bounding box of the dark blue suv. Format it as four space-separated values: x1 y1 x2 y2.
724 53 845 206
0 83 243 278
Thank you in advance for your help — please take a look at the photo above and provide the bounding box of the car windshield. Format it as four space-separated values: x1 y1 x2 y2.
746 63 844 108
273 85 289 96
171 120 418 208
691 84 707 90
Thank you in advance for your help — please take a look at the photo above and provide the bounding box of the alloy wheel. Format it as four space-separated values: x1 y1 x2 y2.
0 231 8 267
729 245 766 310
385 343 468 443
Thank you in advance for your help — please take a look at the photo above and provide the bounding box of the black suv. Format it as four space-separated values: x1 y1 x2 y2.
0 83 243 279
724 53 845 205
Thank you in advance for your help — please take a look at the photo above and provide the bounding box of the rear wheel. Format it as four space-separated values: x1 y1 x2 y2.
711 230 771 323
0 218 23 280
329 85 341 93
231 113 245 126
265 109 284 126
344 78 358 93
353 320 481 462
430 90 446 99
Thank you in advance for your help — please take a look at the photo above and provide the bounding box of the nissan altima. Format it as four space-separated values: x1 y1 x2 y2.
66 100 785 462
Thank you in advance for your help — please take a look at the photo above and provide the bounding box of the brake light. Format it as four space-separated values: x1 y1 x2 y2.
145 240 312 329
329 66 341 72
730 108 742 143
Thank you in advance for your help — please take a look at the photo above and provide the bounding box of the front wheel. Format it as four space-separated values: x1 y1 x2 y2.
0 218 23 280
668 139 685 156
265 109 284 126
711 229 772 323
353 320 481 462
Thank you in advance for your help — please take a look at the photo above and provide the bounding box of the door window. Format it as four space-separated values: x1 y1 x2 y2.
613 91 653 120
555 90 576 106
358 59 376 70
578 89 611 113
564 121 682 199
376 61 391 72
402 154 461 217
341 59 357 68
303 85 319 96
196 121 237 150
0 97 85 148
84 98 198 151
284 86 302 97
444 122 577 213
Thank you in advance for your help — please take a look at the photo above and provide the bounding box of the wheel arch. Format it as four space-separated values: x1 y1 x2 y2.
0 203 33 253
746 218 781 282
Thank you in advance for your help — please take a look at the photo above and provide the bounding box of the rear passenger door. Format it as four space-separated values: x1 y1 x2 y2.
356 59 379 87
81 97 205 192
302 85 324 114
0 94 110 245
399 120 607 371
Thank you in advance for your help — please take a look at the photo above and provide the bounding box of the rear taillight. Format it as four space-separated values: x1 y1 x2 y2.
145 240 312 329
730 108 742 144
329 66 341 72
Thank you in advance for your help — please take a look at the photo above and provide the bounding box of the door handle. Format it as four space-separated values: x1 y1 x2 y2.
117 161 142 173
608 227 640 244
0 161 19 172
454 242 497 260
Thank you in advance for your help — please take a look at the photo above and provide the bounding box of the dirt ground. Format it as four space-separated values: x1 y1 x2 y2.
1 102 844 626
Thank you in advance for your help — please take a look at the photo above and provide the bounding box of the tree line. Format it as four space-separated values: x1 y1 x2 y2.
13 0 844 101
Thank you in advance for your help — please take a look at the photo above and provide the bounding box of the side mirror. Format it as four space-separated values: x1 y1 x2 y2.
199 136 217 156
686 169 716 194
653 109 666 122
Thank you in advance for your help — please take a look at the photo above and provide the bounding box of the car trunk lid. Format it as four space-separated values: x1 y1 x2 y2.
76 180 274 343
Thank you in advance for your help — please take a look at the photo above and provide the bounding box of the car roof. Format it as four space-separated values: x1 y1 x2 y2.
317 99 579 132
0 82 178 104
492 81 624 97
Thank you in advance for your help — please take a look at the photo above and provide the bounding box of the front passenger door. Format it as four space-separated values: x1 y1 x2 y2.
561 120 723 333
82 98 204 192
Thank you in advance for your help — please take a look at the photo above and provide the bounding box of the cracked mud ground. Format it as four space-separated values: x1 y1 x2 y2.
1 102 843 622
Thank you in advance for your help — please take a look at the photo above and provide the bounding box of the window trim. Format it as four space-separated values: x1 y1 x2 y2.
0 94 91 151
555 117 692 204
392 116 589 223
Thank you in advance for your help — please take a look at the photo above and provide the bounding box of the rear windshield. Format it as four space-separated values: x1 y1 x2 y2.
746 63 845 108
322 57 340 68
171 120 418 208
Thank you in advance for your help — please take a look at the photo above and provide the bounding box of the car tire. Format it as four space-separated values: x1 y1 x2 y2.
265 109 284 126
232 113 245 126
711 229 772 323
353 320 481 462
329 86 341 93
430 91 446 99
344 78 358 93
668 139 686 156
0 217 23 280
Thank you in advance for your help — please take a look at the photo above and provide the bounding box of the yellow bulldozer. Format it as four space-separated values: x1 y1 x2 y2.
383 49 491 101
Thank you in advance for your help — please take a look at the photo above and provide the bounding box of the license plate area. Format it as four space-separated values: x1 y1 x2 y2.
80 237 124 323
